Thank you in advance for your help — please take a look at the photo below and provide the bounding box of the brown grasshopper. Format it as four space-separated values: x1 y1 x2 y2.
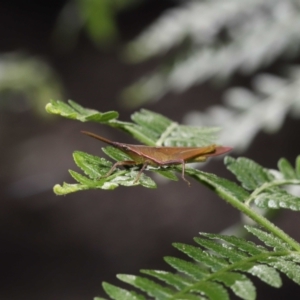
82 131 232 185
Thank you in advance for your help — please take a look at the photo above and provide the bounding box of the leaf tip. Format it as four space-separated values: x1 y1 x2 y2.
224 156 235 165
45 101 56 114
53 183 83 195
53 184 66 195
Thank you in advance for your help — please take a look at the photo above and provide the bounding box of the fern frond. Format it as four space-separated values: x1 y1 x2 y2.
101 232 300 300
47 101 300 219
49 102 300 211
45 103 300 298
185 69 300 151
125 0 293 63
123 0 300 105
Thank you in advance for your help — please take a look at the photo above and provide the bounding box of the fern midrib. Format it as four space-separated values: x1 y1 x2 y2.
187 169 300 252
218 185 300 252
169 250 290 299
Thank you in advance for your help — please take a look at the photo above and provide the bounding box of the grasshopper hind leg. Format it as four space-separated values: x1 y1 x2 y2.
133 162 149 183
101 160 136 178
180 161 191 186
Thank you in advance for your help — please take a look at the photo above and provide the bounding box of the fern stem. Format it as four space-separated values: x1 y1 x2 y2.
230 199 300 252
188 169 300 252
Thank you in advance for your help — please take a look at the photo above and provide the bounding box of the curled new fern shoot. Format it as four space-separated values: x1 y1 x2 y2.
47 100 300 300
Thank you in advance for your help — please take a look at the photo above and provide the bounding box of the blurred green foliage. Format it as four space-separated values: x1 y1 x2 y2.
53 0 141 49
0 54 63 118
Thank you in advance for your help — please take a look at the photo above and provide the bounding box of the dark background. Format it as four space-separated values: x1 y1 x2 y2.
1 1 300 299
